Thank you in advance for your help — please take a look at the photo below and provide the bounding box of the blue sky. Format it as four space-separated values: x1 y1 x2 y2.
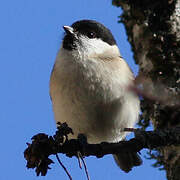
1 0 166 180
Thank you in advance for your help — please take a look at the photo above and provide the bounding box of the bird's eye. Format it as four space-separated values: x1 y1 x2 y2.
87 32 96 39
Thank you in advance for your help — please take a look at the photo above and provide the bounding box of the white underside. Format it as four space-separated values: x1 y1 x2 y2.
50 40 140 143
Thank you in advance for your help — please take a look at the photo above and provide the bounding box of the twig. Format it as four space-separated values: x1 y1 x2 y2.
55 154 73 180
24 126 180 176
124 128 137 132
78 152 90 180
77 151 82 169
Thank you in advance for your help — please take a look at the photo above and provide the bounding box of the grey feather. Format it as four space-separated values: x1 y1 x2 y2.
113 152 142 172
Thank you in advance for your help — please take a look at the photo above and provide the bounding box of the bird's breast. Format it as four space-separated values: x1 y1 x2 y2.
50 51 139 143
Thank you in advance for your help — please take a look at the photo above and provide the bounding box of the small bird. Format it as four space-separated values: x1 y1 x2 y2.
50 20 142 172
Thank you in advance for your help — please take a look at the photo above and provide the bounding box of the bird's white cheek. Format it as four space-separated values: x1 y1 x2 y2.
78 36 113 55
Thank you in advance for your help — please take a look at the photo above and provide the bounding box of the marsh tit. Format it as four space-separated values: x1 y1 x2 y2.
50 20 142 172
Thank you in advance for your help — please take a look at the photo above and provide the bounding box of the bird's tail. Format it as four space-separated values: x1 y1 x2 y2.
113 152 142 172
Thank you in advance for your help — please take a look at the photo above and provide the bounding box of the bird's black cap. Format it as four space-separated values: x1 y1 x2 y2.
63 20 116 50
71 20 116 45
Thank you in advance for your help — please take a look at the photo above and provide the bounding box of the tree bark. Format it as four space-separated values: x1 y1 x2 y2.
112 0 180 179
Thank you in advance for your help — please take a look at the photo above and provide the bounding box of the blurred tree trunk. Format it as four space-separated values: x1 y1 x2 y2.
112 0 180 180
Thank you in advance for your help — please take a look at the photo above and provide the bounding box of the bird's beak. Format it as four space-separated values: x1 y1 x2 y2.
63 26 74 35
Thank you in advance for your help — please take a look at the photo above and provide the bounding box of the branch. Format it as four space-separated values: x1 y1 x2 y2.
24 123 180 176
